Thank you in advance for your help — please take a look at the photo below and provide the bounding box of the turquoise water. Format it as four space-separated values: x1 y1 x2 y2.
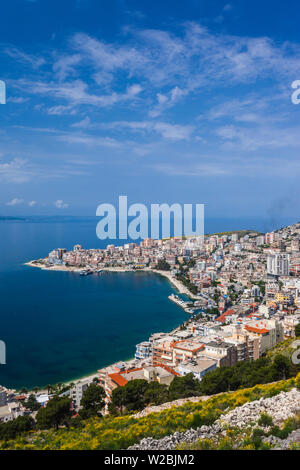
0 215 298 390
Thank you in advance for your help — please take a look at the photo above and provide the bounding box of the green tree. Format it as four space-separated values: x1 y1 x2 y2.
36 396 71 430
169 373 200 400
23 394 41 412
111 379 149 413
79 383 106 418
272 354 291 380
46 385 53 394
295 323 300 337
155 259 171 271
0 415 34 441
144 382 169 405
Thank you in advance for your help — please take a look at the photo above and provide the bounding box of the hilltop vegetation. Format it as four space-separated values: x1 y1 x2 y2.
1 374 299 450
0 338 299 450
0 338 299 448
206 230 262 237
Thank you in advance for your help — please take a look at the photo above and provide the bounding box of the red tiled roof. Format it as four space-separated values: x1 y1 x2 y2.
108 373 128 387
108 367 144 387
245 325 269 334
216 309 235 323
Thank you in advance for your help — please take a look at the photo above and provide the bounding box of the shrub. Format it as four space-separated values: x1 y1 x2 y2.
258 413 273 427
252 427 265 439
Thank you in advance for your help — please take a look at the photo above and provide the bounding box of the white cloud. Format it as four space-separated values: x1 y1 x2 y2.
71 117 91 128
7 96 29 104
3 46 45 68
6 198 24 206
15 79 143 108
215 124 300 151
152 154 300 178
47 105 76 115
99 120 194 140
28 200 37 206
0 158 29 183
9 24 300 119
54 200 69 209
57 132 121 148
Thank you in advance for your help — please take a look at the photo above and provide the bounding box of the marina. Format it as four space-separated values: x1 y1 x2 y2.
168 293 196 314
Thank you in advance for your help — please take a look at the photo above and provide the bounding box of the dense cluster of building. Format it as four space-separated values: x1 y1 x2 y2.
96 222 300 403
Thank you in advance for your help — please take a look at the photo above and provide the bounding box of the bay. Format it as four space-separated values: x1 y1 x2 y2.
0 215 298 389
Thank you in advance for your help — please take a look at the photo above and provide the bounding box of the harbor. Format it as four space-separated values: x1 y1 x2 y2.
168 293 196 314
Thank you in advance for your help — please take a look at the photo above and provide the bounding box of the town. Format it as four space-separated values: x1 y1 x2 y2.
1 222 300 423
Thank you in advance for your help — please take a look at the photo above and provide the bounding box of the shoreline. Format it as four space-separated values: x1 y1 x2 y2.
24 260 200 299
19 261 190 392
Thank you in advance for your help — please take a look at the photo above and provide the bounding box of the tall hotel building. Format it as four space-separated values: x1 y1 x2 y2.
267 253 290 277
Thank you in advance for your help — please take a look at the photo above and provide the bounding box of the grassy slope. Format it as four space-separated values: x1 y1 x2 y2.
1 373 299 450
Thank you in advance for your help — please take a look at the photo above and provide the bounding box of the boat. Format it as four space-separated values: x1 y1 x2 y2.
80 269 93 276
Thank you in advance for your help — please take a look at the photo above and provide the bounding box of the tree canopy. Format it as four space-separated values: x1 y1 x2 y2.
36 396 71 430
79 384 106 418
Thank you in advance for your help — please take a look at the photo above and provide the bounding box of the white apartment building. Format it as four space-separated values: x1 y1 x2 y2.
267 253 290 277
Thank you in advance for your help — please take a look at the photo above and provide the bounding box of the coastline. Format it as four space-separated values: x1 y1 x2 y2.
20 261 190 392
24 260 82 273
24 260 200 299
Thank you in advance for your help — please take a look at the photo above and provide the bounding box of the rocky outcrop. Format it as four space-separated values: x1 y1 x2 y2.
220 388 300 427
129 423 222 451
129 388 300 450
263 429 300 450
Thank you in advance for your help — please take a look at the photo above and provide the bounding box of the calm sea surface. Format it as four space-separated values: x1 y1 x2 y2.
0 215 298 389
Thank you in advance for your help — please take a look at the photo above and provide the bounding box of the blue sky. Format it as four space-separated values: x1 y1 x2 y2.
1 0 300 218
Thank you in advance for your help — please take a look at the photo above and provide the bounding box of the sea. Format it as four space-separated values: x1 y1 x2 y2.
0 215 298 390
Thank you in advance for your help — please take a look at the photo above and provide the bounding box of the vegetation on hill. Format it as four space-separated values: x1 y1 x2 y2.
205 230 261 237
198 353 299 395
1 374 299 450
0 338 298 449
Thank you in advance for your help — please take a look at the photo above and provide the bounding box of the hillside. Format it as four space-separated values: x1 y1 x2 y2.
206 229 262 237
266 337 299 361
1 373 299 450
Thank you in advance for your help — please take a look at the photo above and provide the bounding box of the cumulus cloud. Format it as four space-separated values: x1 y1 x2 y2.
54 199 69 209
11 23 300 116
6 198 24 206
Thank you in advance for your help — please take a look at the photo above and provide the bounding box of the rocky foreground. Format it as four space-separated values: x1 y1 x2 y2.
129 388 300 450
